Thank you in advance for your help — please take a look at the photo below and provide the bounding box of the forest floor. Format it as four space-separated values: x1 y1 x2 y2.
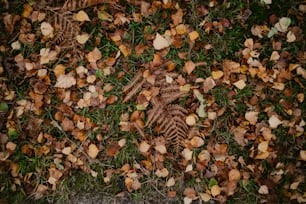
0 0 305 203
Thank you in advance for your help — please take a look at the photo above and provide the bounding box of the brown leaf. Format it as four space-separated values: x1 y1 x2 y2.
54 74 76 89
61 117 74 132
183 61 196 75
88 144 99 159
245 111 259 125
172 9 183 26
203 77 216 93
183 187 197 199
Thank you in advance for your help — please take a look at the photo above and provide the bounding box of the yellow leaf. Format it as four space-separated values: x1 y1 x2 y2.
255 152 269 159
53 64 66 78
54 74 76 88
76 33 89 44
211 185 221 196
62 147 72 155
258 141 269 152
73 10 90 22
189 31 199 41
176 24 187 35
272 82 285 90
119 44 131 57
198 150 211 162
211 70 224 80
153 33 170 50
98 10 113 21
286 31 296 42
88 144 99 159
11 41 21 50
233 79 246 90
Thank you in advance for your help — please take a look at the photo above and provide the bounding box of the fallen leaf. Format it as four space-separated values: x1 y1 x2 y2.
186 114 197 126
233 79 246 89
255 152 269 159
11 41 21 50
211 70 224 80
183 197 192 204
55 74 76 88
62 147 72 155
6 142 17 151
268 115 282 129
185 164 193 172
139 141 150 153
299 150 306 161
153 33 170 50
198 150 211 162
228 169 241 181
211 185 221 196
176 24 187 35
245 111 259 125
166 177 175 187
190 136 204 148
272 82 285 90
189 31 199 41
182 148 193 161
199 193 211 202
183 61 196 75
171 9 183 26
73 10 90 22
270 51 280 61
183 187 197 199
203 77 216 93
76 33 89 44
286 31 296 42
88 144 99 159
258 185 269 194
41 22 53 37
275 17 291 32
155 168 169 177
87 47 102 63
155 144 167 154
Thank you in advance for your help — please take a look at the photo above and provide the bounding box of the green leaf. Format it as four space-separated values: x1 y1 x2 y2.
209 178 218 188
268 27 278 38
0 102 8 112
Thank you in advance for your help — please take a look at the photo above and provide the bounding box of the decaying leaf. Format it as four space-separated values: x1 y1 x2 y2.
245 111 259 125
73 10 90 22
183 61 196 75
153 33 170 50
258 185 269 194
54 74 76 89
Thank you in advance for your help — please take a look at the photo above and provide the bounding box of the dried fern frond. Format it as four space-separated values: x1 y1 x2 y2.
63 0 118 11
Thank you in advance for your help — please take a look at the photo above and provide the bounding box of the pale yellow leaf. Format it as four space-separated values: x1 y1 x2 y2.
268 115 282 129
73 10 90 22
155 144 167 154
286 31 296 42
87 144 99 159
182 148 193 161
211 70 224 80
11 41 21 50
166 177 175 187
190 136 204 148
139 141 150 153
185 164 193 172
186 114 197 126
270 51 280 61
255 152 269 159
299 150 306 161
76 33 89 44
41 22 53 37
176 24 187 35
183 197 192 204
272 82 285 90
199 193 211 202
118 138 126 147
211 185 221 196
245 111 259 125
153 33 170 50
54 74 76 88
62 147 71 155
258 185 269 194
233 79 246 90
198 150 210 161
155 168 169 177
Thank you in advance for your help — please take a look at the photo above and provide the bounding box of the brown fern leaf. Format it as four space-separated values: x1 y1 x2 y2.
123 71 145 103
146 98 188 154
63 0 118 11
